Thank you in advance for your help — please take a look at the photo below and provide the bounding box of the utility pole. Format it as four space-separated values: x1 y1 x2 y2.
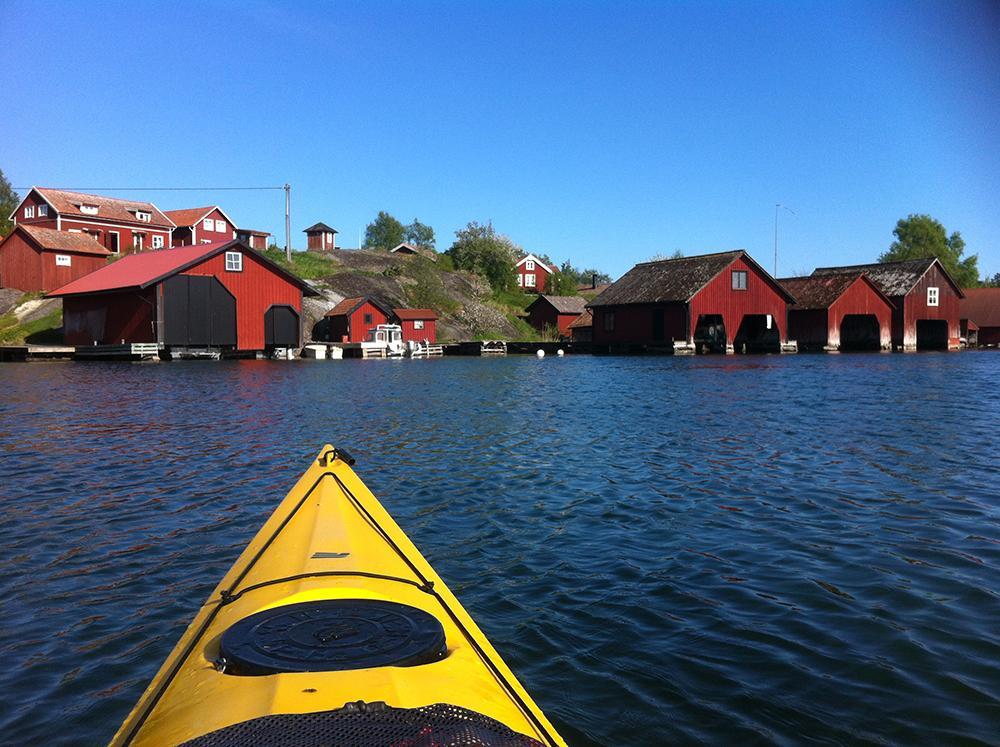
774 203 794 276
284 183 292 261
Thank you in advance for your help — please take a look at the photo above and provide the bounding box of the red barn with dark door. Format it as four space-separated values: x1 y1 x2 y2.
526 295 587 337
780 272 894 351
589 250 793 352
324 296 392 342
47 239 317 351
0 225 111 292
812 258 963 350
393 308 438 342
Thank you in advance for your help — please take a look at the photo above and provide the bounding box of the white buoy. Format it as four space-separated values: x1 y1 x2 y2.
556 349 564 357
536 349 545 358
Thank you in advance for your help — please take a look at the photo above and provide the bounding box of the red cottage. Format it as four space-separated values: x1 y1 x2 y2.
525 295 587 337
47 240 317 352
236 228 271 252
324 296 392 342
393 308 438 343
960 288 1000 346
515 254 552 292
11 187 173 255
0 225 111 292
567 308 593 341
812 258 964 350
779 272 894 351
589 250 793 353
165 207 237 246
304 222 338 252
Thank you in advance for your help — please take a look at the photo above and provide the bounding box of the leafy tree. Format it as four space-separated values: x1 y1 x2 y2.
880 214 979 288
0 169 19 238
364 211 406 251
449 221 518 292
982 272 1000 287
546 261 579 295
404 219 435 250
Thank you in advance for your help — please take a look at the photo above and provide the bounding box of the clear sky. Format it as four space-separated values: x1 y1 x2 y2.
2 0 998 279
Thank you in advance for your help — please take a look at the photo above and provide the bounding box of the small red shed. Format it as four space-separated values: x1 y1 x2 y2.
324 296 393 342
47 239 317 351
960 288 1000 346
165 207 237 246
526 295 587 337
393 308 438 343
567 308 593 341
304 222 338 252
780 272 894 351
515 253 552 292
0 225 111 292
812 258 964 350
589 250 793 352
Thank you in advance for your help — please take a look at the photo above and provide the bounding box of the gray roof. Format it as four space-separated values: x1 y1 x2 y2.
304 222 338 234
528 295 588 314
590 250 790 307
811 258 939 297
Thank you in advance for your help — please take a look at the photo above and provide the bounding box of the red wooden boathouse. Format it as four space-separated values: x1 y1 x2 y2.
0 225 111 292
47 239 317 351
526 295 587 337
779 272 894 351
324 296 393 342
960 288 1000 346
11 187 174 255
589 250 793 352
393 308 438 343
812 258 963 350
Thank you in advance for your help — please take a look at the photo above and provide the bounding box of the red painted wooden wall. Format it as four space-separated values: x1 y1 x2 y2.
0 232 107 292
63 290 156 345
398 318 437 343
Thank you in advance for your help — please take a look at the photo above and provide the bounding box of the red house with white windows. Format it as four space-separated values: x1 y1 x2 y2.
164 207 237 246
515 254 552 292
11 187 173 255
393 308 438 343
0 225 111 292
589 250 793 353
324 296 392 342
47 239 318 352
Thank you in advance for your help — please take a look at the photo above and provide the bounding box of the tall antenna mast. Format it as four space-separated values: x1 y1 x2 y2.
284 184 292 261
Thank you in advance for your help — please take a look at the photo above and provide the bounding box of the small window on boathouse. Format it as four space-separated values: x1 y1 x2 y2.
364 313 373 324
225 251 243 272
927 287 939 306
732 270 748 290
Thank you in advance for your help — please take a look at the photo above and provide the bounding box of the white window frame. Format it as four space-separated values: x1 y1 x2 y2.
525 259 535 271
414 320 424 330
38 204 48 217
732 270 748 290
525 273 536 287
927 286 939 307
203 218 214 231
24 205 35 218
517 274 523 287
55 254 72 267
215 219 226 232
135 211 151 223
108 231 120 254
225 251 243 272
152 235 164 249
81 204 99 215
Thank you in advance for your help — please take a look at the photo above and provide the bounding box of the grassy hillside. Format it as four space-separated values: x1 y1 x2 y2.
0 292 63 344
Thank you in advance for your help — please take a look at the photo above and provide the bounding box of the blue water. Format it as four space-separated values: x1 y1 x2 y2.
0 354 998 745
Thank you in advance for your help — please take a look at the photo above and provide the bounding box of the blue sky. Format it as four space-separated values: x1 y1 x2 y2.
3 0 998 279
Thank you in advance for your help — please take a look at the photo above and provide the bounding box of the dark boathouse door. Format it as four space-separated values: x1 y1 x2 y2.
161 275 237 347
264 305 300 347
651 308 665 341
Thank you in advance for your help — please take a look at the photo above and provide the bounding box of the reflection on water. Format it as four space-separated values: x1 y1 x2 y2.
1 354 998 745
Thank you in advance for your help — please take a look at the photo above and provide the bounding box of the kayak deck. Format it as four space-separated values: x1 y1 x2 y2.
111 446 564 746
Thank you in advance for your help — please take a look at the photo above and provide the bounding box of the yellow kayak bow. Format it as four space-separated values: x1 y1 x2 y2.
111 446 565 746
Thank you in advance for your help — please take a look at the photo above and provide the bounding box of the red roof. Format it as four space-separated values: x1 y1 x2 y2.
15 225 111 256
393 308 438 320
326 296 365 317
47 240 318 297
960 288 1000 327
30 188 173 228
163 207 217 227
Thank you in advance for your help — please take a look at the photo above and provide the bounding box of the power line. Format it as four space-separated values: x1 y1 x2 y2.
14 186 284 191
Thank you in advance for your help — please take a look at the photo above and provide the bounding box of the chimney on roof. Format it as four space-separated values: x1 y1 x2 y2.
591 273 597 289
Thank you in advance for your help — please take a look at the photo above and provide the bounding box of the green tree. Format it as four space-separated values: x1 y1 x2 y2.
449 221 518 292
880 214 979 288
984 272 1000 288
364 211 406 251
405 219 435 250
546 261 579 295
0 170 19 238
